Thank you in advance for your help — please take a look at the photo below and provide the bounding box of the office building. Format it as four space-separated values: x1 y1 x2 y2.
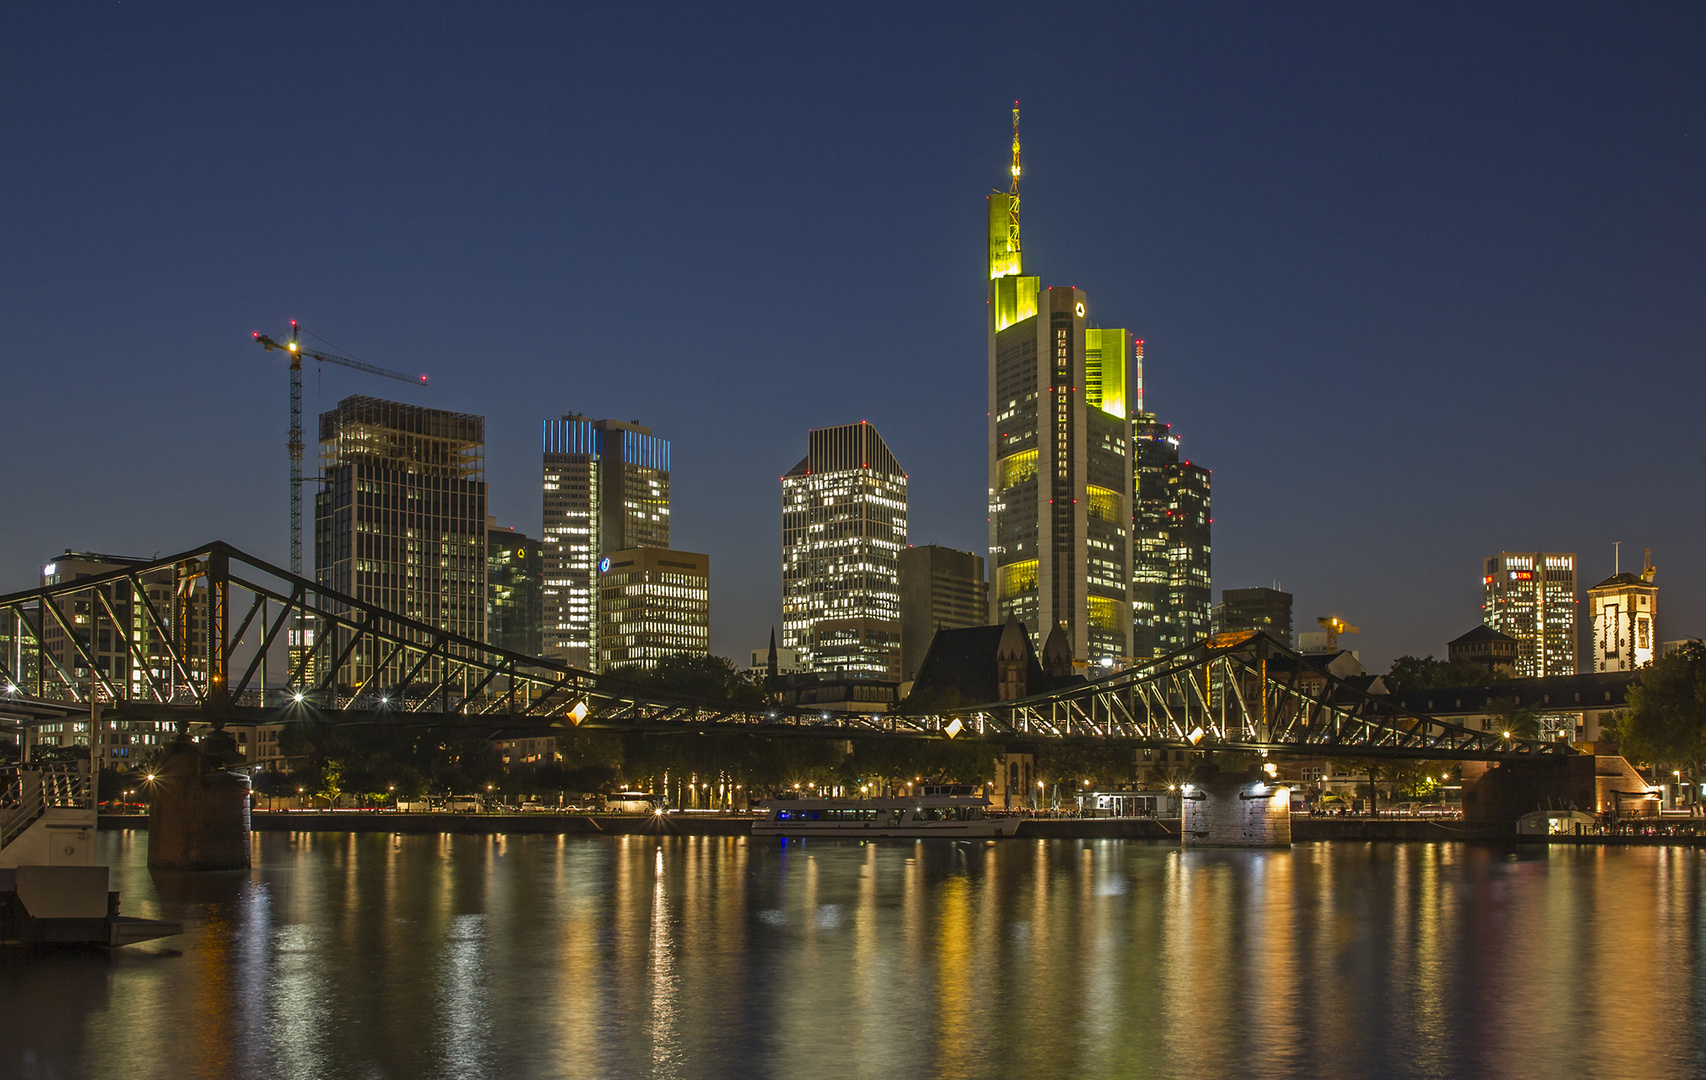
1482 551 1576 677
1587 555 1658 672
898 545 988 683
486 521 543 657
782 421 907 679
541 416 670 670
1214 586 1292 646
596 547 709 670
986 110 1132 665
316 396 487 689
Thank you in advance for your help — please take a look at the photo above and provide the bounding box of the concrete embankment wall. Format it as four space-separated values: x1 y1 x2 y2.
99 812 1703 845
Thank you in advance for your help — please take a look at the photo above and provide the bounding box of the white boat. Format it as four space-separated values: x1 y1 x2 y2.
754 793 1023 838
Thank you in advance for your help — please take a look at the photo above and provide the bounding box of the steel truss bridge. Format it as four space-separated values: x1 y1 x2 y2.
0 542 1566 761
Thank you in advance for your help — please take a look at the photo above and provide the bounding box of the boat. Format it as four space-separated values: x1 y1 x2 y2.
1 760 182 947
754 791 1023 838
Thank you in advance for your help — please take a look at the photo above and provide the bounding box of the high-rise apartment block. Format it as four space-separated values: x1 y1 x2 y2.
541 416 670 670
1482 551 1576 677
316 396 486 687
782 422 907 679
597 547 709 670
1214 586 1292 647
1587 556 1658 672
898 545 988 683
486 521 543 658
986 112 1132 665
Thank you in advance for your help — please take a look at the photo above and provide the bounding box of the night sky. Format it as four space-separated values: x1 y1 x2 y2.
5 3 1703 671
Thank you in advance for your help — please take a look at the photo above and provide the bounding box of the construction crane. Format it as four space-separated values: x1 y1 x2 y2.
1315 616 1361 652
253 322 428 576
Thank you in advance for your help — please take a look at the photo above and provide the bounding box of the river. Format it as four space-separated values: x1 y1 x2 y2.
2 830 1702 1079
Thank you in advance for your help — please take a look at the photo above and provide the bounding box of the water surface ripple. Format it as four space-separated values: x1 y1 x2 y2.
3 831 1701 1080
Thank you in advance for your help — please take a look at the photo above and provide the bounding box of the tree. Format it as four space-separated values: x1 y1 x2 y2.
1611 642 1706 813
1387 655 1495 692
605 654 762 703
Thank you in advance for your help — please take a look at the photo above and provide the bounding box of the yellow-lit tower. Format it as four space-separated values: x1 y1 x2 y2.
985 105 1133 665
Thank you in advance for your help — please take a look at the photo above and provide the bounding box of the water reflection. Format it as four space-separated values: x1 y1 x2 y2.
3 834 1703 1079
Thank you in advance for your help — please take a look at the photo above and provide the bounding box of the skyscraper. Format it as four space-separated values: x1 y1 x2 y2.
1130 408 1177 659
1482 551 1576 677
986 107 1132 665
782 421 907 678
1163 461 1212 652
1586 553 1658 672
541 416 670 670
486 521 543 657
1128 344 1212 658
898 545 988 683
316 395 487 687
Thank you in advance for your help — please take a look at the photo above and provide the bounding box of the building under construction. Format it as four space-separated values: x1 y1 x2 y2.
315 395 487 691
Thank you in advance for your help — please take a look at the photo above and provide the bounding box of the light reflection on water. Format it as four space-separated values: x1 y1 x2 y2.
1 833 1703 1080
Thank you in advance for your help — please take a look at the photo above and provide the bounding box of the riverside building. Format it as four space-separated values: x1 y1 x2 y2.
315 395 487 688
781 421 907 679
541 416 670 670
986 107 1133 665
1482 551 1576 677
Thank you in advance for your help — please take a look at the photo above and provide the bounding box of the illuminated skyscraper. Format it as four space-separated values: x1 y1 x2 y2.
1587 552 1658 672
782 421 907 678
1482 551 1576 677
986 107 1132 664
541 416 670 670
316 395 487 688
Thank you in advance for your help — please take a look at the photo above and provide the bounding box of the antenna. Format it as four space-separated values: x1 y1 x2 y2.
1614 540 1621 576
1008 102 1021 260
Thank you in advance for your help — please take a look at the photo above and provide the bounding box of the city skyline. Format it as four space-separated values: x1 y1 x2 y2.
4 5 1703 671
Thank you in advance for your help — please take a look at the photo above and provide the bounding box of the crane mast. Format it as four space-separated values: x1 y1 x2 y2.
253 323 427 576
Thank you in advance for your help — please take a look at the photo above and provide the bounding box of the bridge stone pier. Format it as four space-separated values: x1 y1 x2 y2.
1182 766 1292 847
148 733 251 870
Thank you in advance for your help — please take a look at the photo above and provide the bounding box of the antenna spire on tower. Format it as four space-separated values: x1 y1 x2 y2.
1008 102 1022 258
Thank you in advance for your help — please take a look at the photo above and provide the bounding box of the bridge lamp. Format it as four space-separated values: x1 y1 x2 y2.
379 696 389 706
943 717 964 739
1187 727 1205 746
568 701 589 726
293 692 305 703
1263 762 1278 778
1502 730 1511 740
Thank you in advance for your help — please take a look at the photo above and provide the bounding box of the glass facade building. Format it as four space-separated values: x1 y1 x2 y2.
315 395 487 690
782 422 907 679
1214 586 1292 647
486 522 543 658
1163 462 1212 653
597 547 710 670
1483 551 1577 677
541 416 670 671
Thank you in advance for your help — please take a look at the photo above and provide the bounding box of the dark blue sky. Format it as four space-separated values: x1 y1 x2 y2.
5 3 1703 670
